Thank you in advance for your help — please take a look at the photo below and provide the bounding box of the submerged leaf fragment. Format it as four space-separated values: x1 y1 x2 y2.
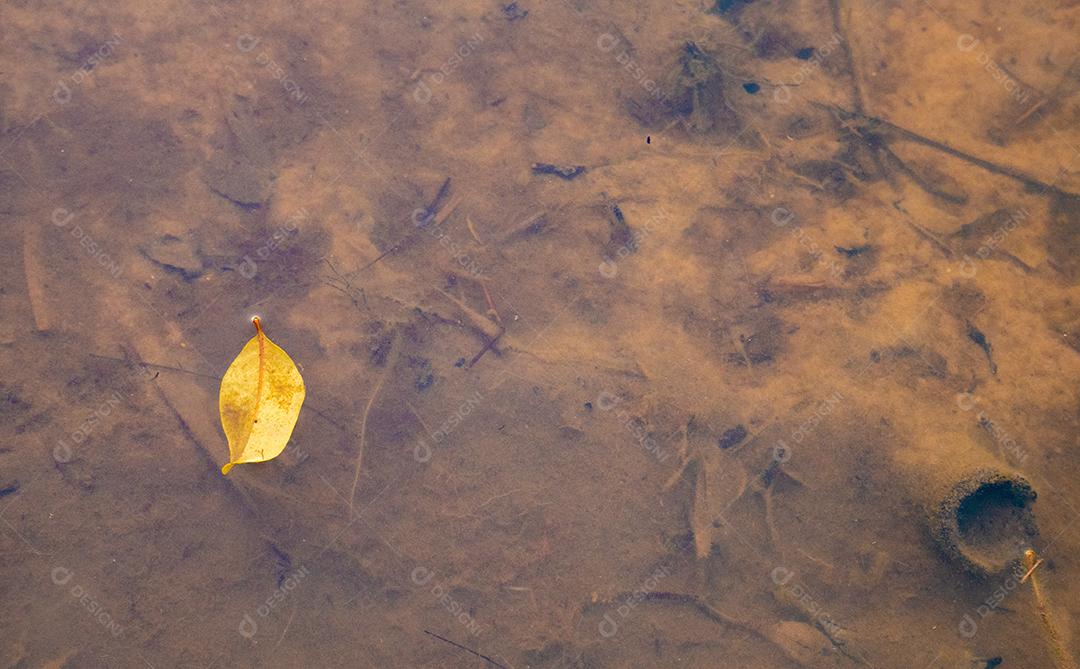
218 317 305 474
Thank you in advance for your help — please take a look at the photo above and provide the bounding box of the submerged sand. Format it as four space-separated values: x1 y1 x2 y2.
2 1 1080 667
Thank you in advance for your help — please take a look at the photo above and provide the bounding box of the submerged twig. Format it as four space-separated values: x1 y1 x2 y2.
829 0 865 115
467 327 505 368
499 210 550 244
891 200 954 257
423 630 507 669
22 223 51 332
272 603 298 652
601 590 766 640
820 103 1078 198
435 288 501 338
349 334 399 513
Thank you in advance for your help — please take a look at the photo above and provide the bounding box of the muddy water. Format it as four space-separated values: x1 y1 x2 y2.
3 1 1080 667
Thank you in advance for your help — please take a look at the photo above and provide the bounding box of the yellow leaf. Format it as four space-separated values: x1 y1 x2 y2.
218 316 305 474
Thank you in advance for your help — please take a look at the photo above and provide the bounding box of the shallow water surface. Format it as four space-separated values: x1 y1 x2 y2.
3 1 1080 667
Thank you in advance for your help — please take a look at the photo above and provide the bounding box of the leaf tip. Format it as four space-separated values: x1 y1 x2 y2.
221 462 235 475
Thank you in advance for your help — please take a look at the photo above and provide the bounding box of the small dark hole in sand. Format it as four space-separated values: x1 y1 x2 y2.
956 481 1030 563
